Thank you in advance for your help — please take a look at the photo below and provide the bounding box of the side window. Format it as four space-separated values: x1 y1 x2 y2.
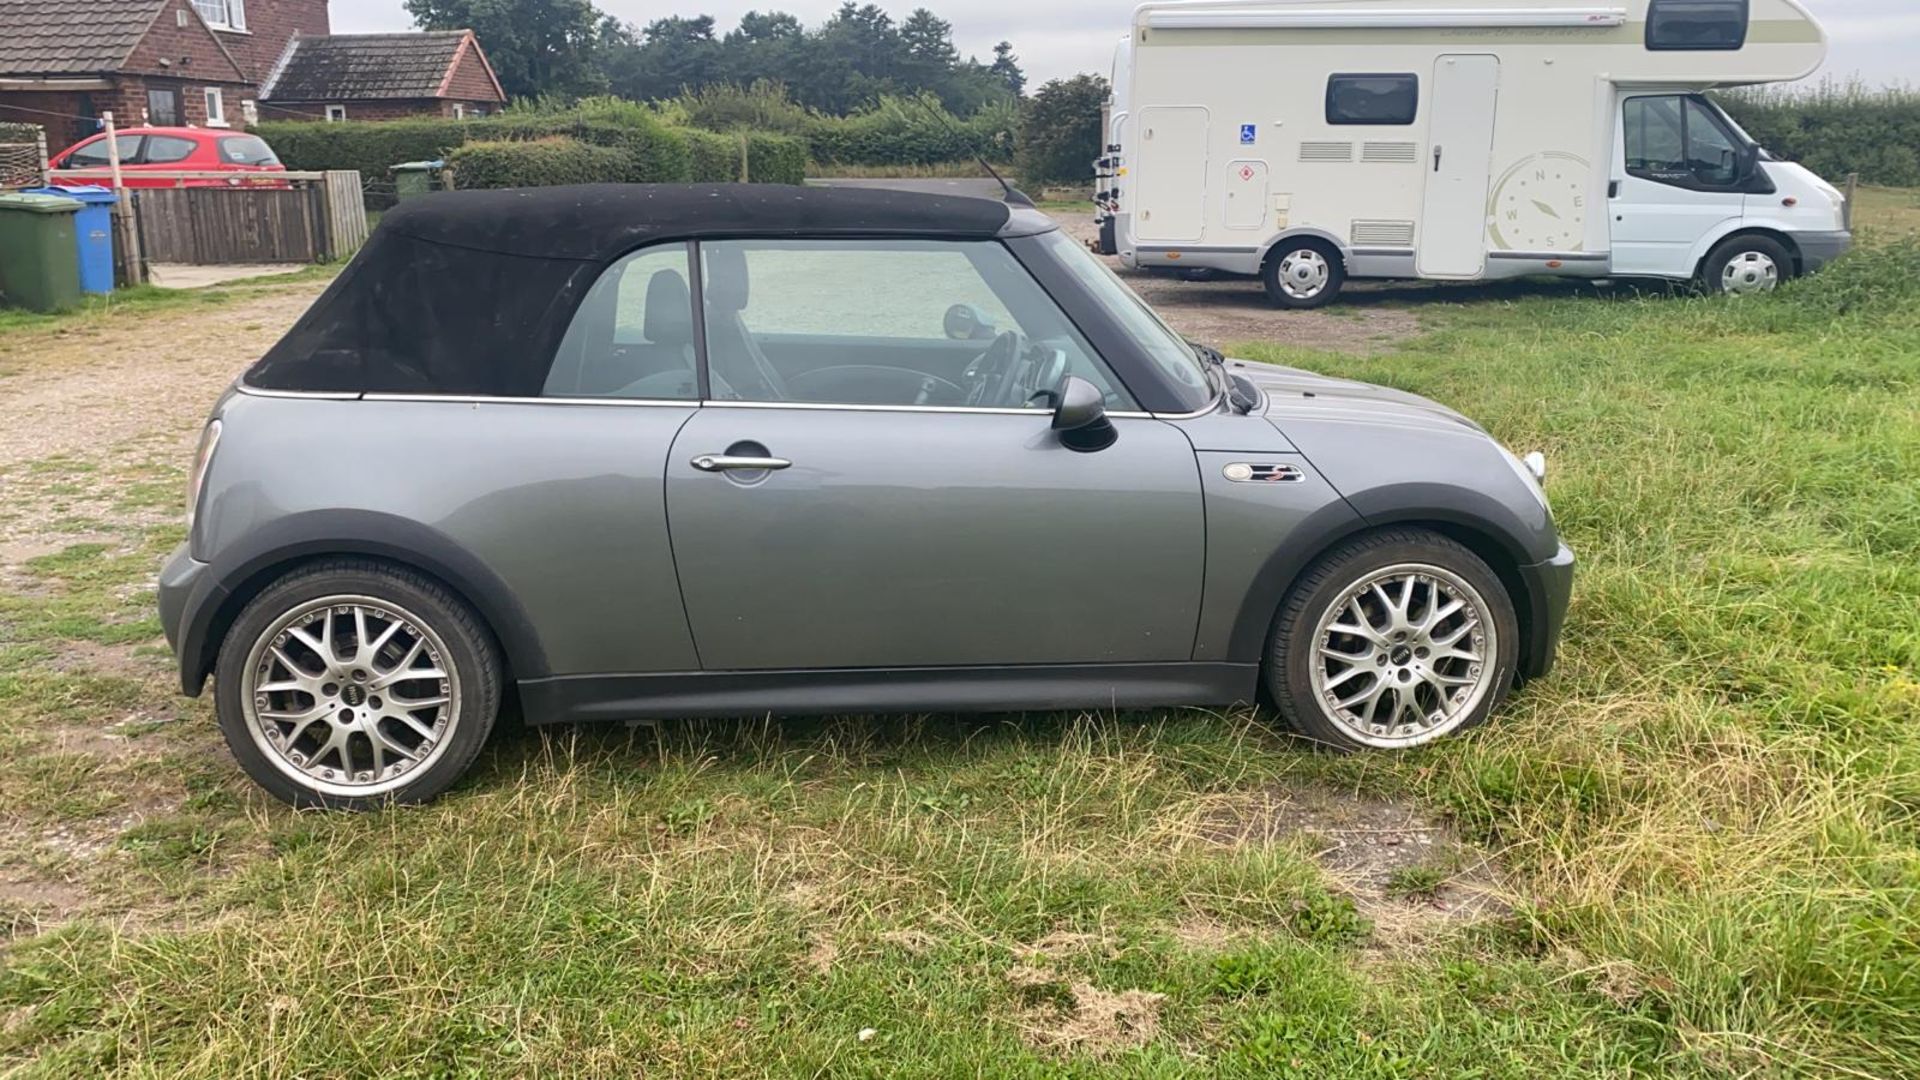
143 135 197 164
544 244 700 399
66 135 141 167
1326 74 1418 126
698 239 1136 410
1625 96 1744 188
1647 0 1748 51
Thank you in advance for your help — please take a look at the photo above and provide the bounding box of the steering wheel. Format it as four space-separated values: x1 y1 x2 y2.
965 330 1027 408
1022 347 1069 408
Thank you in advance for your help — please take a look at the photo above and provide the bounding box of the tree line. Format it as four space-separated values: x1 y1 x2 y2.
404 0 1027 115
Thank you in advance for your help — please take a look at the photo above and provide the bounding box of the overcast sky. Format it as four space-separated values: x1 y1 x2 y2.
329 0 1917 89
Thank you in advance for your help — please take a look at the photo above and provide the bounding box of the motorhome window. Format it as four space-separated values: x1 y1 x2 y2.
1325 75 1418 125
1625 96 1743 188
1646 0 1749 51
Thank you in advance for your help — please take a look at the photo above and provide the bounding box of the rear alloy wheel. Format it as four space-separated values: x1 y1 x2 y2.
1262 239 1346 309
214 561 500 809
1266 530 1518 751
1701 234 1793 296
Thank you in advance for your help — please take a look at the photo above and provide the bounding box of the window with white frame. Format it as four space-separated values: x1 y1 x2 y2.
325 105 347 122
453 104 466 119
204 87 227 126
192 0 247 31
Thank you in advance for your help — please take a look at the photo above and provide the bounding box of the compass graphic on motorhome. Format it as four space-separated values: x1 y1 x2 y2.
1488 152 1589 252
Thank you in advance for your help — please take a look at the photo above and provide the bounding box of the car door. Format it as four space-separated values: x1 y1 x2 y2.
1611 93 1746 277
665 237 1206 671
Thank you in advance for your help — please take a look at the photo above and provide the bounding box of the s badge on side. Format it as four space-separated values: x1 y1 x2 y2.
1223 462 1304 484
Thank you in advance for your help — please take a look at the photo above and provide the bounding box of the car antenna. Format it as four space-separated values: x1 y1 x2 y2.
905 93 1035 208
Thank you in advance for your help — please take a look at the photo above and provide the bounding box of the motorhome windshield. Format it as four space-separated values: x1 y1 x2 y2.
1034 230 1214 407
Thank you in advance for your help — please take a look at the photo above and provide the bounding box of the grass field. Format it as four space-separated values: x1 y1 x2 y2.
0 210 1916 1077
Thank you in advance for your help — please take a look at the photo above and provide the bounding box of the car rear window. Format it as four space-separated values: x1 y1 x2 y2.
218 135 280 166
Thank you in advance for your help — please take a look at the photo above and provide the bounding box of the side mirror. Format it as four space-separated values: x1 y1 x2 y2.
943 303 997 341
1051 375 1117 453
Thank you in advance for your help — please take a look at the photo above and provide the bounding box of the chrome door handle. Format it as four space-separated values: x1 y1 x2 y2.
1433 145 1443 172
692 454 792 473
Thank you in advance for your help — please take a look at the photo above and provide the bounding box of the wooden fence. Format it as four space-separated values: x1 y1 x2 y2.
47 169 369 266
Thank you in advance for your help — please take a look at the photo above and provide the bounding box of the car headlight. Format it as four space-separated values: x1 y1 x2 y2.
186 419 222 533
1497 442 1551 512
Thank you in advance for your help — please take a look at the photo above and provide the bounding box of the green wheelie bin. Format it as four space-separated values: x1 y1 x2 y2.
0 192 84 312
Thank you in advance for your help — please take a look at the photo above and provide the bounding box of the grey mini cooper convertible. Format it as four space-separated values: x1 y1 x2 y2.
159 184 1573 808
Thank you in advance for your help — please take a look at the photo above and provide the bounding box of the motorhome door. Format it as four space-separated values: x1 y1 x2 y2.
1134 106 1210 243
1418 55 1500 278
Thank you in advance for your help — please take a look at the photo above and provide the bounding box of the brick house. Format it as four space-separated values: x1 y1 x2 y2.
0 0 502 153
261 31 506 122
0 0 304 150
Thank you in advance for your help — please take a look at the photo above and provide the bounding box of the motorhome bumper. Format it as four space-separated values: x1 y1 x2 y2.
1797 230 1852 274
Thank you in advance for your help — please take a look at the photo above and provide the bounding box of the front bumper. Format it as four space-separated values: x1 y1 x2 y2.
158 542 223 696
1797 229 1853 274
1515 542 1576 681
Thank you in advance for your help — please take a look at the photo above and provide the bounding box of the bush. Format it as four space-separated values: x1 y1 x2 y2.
1718 80 1920 187
259 100 803 197
804 94 1014 167
1015 74 1108 190
683 129 808 184
445 138 631 189
685 128 743 182
256 117 474 185
743 132 807 185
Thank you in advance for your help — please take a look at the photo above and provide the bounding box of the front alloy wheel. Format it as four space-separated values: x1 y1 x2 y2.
1267 529 1518 751
215 560 501 808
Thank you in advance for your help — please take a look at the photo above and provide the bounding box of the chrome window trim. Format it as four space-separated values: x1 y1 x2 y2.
235 385 360 401
704 399 1158 419
361 392 699 407
239 384 1186 419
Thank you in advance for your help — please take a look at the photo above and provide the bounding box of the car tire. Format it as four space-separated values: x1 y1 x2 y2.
213 559 501 810
1699 234 1794 296
1265 529 1518 752
1261 239 1346 309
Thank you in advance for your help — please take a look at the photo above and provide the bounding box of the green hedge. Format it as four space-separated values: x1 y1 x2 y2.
257 106 802 198
256 117 473 187
744 132 807 184
802 97 1013 167
1718 84 1920 188
444 138 632 189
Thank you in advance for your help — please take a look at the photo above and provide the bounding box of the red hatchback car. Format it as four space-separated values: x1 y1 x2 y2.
49 127 287 188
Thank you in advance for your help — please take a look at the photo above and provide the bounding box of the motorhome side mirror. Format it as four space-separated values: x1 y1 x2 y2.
1051 376 1117 453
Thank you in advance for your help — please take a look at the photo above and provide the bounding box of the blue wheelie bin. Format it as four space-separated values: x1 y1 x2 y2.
25 185 118 294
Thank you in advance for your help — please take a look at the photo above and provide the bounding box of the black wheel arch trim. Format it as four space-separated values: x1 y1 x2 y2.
1224 489 1565 680
176 510 548 696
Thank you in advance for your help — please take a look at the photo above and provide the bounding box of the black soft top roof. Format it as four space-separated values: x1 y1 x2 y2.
247 183 1035 396
381 183 1018 260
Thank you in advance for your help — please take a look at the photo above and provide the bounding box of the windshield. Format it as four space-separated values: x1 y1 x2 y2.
1034 230 1214 408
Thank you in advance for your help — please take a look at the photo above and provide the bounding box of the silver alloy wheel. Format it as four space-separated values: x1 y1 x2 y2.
1721 251 1780 295
1307 563 1499 748
1277 248 1331 299
241 595 461 798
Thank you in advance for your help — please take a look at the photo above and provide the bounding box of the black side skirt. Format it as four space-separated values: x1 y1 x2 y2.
517 663 1260 725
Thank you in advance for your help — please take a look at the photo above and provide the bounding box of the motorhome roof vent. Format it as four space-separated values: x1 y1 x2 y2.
1361 141 1420 164
1351 220 1416 247
1299 141 1354 163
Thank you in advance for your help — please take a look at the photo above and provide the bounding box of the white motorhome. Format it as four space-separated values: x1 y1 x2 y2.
1096 0 1852 307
